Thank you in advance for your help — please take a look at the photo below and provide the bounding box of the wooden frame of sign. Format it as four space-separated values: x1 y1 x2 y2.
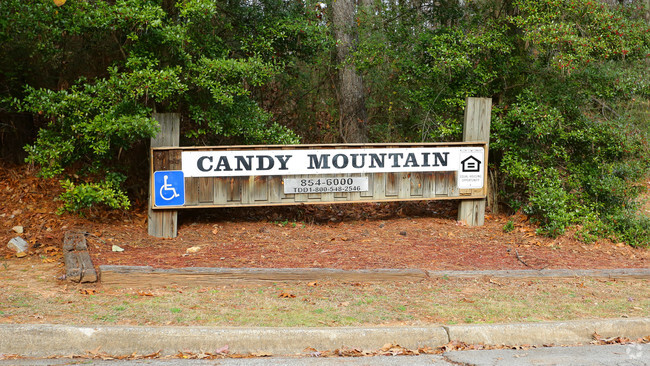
148 98 491 238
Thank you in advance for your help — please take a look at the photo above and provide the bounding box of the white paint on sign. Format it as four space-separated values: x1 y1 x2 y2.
182 147 485 189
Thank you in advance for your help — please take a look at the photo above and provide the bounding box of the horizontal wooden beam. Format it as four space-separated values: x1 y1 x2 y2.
98 266 650 287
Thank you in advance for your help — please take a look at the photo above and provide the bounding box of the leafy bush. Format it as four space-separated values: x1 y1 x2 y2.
58 174 130 215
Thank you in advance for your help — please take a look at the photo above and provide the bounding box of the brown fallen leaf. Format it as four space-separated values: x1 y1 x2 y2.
278 292 296 298
79 289 97 295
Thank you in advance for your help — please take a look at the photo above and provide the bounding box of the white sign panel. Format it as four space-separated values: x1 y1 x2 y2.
284 177 369 194
181 147 485 189
457 148 485 189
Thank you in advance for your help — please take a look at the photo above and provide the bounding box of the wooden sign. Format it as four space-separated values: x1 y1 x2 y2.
148 97 492 238
150 142 487 210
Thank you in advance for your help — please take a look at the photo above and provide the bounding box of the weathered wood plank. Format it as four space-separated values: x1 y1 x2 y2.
427 269 650 280
253 176 268 202
63 232 87 252
148 113 180 238
398 172 410 199
213 177 228 204
64 252 81 282
99 266 428 287
198 178 214 203
435 172 448 196
78 251 98 283
385 173 398 197
228 177 243 202
458 97 491 226
410 172 423 197
63 232 97 283
185 177 199 206
268 176 283 203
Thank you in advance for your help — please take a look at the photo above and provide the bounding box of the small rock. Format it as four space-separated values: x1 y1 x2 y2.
186 246 201 253
112 245 125 252
399 231 407 236
379 223 385 228
8 237 29 253
12 226 23 234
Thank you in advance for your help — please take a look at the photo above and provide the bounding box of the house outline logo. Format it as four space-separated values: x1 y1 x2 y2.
461 155 481 173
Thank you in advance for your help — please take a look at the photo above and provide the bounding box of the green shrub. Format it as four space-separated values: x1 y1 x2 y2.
58 174 130 215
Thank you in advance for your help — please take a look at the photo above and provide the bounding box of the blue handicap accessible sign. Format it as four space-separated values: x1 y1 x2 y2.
154 170 185 207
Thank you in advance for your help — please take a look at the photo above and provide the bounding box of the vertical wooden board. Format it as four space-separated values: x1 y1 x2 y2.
410 172 423 197
152 150 171 171
152 113 181 147
268 176 283 203
386 173 399 197
228 178 242 202
253 176 268 201
199 178 214 203
239 177 252 204
435 172 448 196
422 172 435 198
213 178 228 204
294 175 308 202
185 177 199 206
373 173 386 199
349 173 362 201
169 150 182 170
148 113 179 239
334 174 348 199
398 172 410 199
308 175 322 200
360 174 374 198
448 172 459 197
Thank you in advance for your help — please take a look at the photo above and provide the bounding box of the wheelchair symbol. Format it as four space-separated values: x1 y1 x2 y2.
159 174 180 201
154 170 184 207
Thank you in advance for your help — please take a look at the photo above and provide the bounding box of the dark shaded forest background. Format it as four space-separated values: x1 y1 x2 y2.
1 0 648 245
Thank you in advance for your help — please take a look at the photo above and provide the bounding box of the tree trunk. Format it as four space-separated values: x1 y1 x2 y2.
332 0 369 143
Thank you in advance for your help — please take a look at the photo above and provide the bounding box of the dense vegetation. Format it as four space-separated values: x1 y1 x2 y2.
1 0 648 245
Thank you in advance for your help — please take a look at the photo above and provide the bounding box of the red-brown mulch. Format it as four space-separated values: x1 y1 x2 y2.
2 162 648 271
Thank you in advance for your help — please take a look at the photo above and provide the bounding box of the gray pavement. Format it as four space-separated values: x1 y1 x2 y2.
0 319 649 365
1 344 649 365
1 318 649 357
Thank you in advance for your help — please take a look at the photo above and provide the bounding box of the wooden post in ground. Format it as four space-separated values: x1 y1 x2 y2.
148 113 180 238
458 97 492 226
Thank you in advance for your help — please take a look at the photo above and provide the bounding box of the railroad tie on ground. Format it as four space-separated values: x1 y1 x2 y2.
63 232 98 283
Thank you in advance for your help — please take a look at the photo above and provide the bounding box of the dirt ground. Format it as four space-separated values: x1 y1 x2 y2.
2 162 648 273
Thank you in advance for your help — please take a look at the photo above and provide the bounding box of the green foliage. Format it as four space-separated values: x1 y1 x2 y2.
2 0 326 213
58 173 130 214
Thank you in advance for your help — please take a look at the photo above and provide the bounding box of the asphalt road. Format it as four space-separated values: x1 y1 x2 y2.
2 344 648 365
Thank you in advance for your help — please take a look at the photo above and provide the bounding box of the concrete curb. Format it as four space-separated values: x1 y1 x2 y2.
445 318 650 346
1 318 648 357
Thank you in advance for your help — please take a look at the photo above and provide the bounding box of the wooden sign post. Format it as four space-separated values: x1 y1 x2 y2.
148 113 180 238
458 97 492 226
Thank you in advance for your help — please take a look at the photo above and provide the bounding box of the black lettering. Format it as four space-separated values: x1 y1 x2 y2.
197 156 213 172
235 155 253 171
369 153 385 168
257 155 274 170
275 155 291 170
350 153 366 168
432 152 449 167
332 154 349 169
404 153 420 168
214 156 232 171
421 153 431 167
308 154 330 169
388 153 403 167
